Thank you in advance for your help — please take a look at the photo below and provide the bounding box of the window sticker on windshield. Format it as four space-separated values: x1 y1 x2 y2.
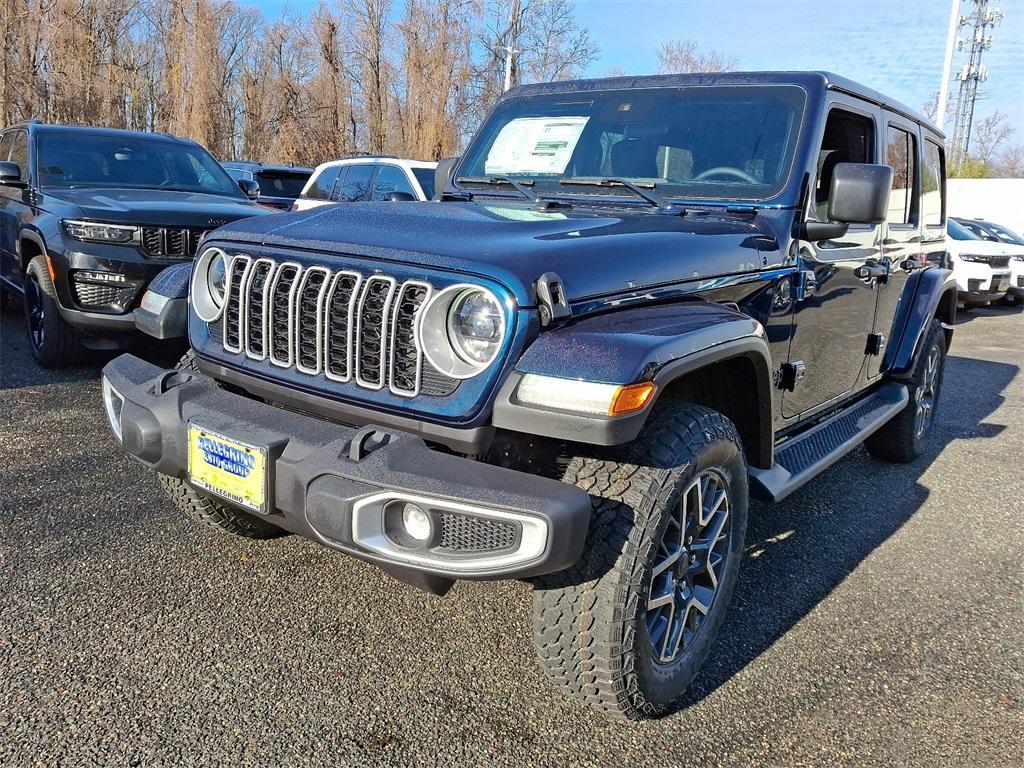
484 116 590 175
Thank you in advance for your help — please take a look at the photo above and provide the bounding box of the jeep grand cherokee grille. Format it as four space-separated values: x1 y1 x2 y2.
140 227 208 260
220 254 457 397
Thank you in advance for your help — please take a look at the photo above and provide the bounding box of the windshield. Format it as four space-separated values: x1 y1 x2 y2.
458 85 807 202
256 171 310 198
983 221 1024 245
947 220 980 241
37 132 244 198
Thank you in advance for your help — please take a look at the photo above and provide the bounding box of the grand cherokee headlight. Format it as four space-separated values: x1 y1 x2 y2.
192 247 230 322
957 254 987 263
62 219 137 244
418 285 506 378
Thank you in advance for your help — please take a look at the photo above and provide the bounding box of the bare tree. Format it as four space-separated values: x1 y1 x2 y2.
1 0 601 162
470 0 598 129
991 144 1024 178
971 110 1015 166
655 39 736 74
343 0 392 154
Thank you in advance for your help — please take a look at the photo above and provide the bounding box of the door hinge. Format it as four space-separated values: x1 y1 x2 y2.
776 361 806 392
865 333 885 356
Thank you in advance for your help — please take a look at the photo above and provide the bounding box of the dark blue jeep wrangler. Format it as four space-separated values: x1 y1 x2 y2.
102 72 955 718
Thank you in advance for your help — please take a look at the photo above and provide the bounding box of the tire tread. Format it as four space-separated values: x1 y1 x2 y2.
531 404 746 718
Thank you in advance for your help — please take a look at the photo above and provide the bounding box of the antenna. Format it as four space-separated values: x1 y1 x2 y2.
948 0 1003 169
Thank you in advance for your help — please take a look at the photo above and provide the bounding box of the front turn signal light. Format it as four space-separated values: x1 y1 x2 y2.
609 381 657 415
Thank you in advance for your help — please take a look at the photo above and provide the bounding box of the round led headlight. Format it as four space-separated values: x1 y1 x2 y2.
207 252 227 306
418 284 507 379
192 247 230 322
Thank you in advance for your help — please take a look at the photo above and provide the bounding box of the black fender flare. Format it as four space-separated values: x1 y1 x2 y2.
883 267 957 379
133 261 192 340
18 227 48 271
492 301 775 467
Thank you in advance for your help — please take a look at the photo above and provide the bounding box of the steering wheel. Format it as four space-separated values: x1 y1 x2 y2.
693 166 760 184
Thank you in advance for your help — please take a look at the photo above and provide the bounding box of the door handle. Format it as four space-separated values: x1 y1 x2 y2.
853 261 889 281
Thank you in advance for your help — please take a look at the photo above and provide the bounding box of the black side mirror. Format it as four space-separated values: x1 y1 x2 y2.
0 161 25 186
829 163 893 225
237 179 260 200
983 235 1000 242
383 191 416 202
433 156 460 200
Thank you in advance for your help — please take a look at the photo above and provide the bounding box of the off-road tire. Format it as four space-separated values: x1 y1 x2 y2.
865 319 946 463
23 255 84 367
531 404 748 719
1001 293 1023 307
158 350 289 540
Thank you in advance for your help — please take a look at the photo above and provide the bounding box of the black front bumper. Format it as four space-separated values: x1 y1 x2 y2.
101 354 592 592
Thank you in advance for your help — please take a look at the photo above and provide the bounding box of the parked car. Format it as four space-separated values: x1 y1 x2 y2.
102 72 956 719
221 161 313 210
946 219 1012 308
293 156 437 211
952 217 1024 305
0 121 270 367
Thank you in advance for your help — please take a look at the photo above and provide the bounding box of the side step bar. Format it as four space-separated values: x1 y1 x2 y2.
749 382 909 503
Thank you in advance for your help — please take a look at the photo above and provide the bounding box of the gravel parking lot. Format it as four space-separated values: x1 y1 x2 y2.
1 302 1021 768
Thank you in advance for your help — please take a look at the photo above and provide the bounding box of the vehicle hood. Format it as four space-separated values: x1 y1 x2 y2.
43 187 269 226
947 237 1017 257
209 200 785 306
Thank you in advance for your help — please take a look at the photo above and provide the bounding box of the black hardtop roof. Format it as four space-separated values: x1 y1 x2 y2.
222 160 314 174
10 121 200 144
505 71 941 139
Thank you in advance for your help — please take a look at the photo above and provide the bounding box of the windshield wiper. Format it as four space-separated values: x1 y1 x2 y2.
558 177 680 212
455 175 537 202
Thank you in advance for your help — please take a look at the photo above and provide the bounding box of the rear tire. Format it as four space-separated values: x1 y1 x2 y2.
865 319 946 463
531 404 748 719
22 255 85 368
159 350 289 540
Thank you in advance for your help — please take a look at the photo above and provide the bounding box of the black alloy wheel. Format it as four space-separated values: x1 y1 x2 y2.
646 469 732 665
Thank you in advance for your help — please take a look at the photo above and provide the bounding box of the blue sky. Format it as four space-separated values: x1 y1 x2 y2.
249 0 1023 131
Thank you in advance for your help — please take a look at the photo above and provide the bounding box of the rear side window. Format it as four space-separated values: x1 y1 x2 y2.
306 166 341 200
371 165 415 200
921 140 944 227
886 126 917 225
335 164 374 202
412 167 435 200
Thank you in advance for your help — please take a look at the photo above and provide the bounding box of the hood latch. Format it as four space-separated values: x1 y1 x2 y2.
534 272 572 326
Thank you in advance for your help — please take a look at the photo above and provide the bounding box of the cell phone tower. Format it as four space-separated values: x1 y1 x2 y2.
948 0 1003 169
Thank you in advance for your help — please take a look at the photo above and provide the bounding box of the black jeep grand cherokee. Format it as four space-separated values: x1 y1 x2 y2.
0 122 268 367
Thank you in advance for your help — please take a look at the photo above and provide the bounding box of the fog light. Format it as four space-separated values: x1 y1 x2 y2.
402 503 432 541
101 376 125 441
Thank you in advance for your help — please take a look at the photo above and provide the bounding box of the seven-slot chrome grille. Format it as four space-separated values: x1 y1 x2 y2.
220 254 446 397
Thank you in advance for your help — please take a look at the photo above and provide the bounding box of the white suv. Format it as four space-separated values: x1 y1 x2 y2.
293 157 438 211
946 219 1012 308
953 218 1024 306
